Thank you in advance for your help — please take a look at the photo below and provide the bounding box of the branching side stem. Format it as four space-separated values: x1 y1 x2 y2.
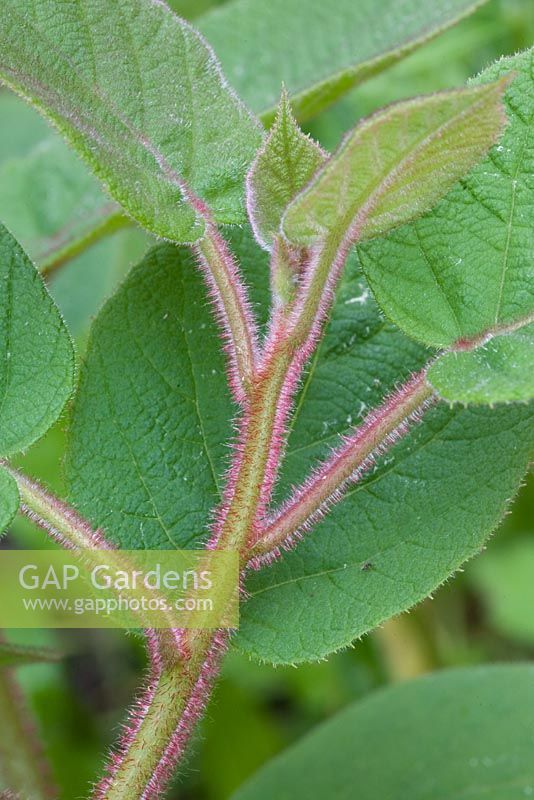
251 369 435 562
40 210 130 278
1 464 110 550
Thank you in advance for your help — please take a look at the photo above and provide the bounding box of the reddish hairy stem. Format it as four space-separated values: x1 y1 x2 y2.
1 464 111 550
215 230 358 550
193 220 260 406
93 628 229 800
131 236 365 789
1 467 204 799
120 230 402 797
4 465 183 653
250 368 436 564
95 316 322 794
93 307 322 797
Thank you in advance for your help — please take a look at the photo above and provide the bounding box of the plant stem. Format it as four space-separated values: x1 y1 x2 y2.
93 344 303 797
116 367 435 799
89 333 304 798
4 466 187 652
0 648 56 799
194 221 260 405
1 464 110 550
251 368 435 560
93 223 422 797
4 213 437 800
212 234 357 552
40 210 130 278
94 629 227 800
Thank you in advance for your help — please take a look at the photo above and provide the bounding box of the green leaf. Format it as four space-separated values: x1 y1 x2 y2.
470 538 534 645
66 244 236 549
0 641 61 669
0 468 19 537
0 223 74 456
428 322 534 404
66 228 270 548
237 256 533 664
0 94 148 340
283 79 509 247
247 92 326 250
199 0 489 123
232 665 534 800
67 230 532 664
357 49 534 348
0 0 262 243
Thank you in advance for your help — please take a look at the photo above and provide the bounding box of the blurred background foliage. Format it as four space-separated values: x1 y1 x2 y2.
0 0 533 797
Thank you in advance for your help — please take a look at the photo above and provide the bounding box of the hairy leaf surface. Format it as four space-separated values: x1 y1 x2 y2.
283 80 508 246
0 0 262 242
67 233 532 663
247 93 326 250
233 666 534 800
358 49 534 348
0 224 74 456
199 0 488 122
238 258 533 663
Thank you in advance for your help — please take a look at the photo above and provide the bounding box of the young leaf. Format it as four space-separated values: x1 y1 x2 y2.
236 256 533 664
283 79 509 247
0 0 263 243
357 49 534 349
232 665 534 800
0 224 74 457
428 323 534 404
0 469 19 537
199 0 489 122
0 641 61 669
246 92 326 250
